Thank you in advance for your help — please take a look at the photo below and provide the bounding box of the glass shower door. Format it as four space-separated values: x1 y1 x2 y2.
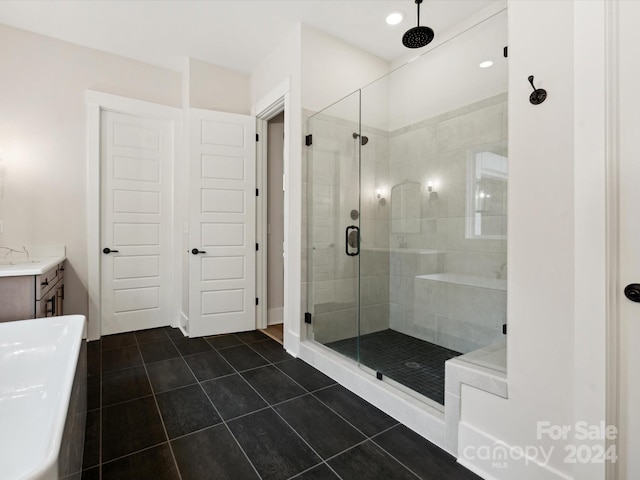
306 91 361 359
354 10 508 407
304 8 507 409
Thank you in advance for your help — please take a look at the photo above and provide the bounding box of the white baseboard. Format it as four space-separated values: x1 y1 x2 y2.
284 330 300 357
178 312 188 330
267 307 284 326
457 422 572 480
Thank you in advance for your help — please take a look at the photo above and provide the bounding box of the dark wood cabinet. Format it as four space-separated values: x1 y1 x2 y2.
0 261 65 322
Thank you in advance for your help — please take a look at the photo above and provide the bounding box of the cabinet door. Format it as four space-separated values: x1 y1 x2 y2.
36 285 58 318
56 284 64 316
0 276 35 322
37 265 59 301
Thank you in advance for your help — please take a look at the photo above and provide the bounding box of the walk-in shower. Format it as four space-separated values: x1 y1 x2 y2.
304 9 508 407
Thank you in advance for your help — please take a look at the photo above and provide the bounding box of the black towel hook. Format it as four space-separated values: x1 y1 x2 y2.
528 75 547 105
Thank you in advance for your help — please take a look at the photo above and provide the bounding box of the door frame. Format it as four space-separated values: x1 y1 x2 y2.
573 2 619 478
254 80 291 332
86 90 182 341
604 2 619 479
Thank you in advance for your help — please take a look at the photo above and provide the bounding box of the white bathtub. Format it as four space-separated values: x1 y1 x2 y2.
0 315 87 480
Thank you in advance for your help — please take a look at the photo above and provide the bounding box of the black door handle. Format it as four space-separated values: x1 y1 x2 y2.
192 248 207 255
103 248 119 254
345 226 360 256
625 284 640 303
47 296 56 316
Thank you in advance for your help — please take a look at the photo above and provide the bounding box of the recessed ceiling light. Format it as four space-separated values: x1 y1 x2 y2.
386 12 404 25
479 60 494 69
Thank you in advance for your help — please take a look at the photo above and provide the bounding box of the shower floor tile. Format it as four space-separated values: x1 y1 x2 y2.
325 329 462 405
84 327 480 480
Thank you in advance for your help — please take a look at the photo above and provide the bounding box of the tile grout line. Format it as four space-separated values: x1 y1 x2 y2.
166 332 265 480
97 440 172 469
199 333 338 479
244 337 290 362
95 330 445 480
223 348 341 480
169 382 328 430
134 330 184 480
368 434 425 480
214 335 404 479
317 428 425 480
308 386 398 441
95 333 261 471
286 461 344 480
309 437 371 467
271 361 337 394
240 384 333 477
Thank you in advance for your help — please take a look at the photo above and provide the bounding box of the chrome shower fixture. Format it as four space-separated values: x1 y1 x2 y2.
402 0 434 49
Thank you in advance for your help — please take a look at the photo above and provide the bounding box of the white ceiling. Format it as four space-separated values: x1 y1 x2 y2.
0 0 495 73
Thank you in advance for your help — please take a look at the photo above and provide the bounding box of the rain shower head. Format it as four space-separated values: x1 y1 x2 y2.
402 0 434 49
352 132 369 145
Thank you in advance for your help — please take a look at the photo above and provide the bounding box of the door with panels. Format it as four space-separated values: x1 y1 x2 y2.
100 110 173 335
189 109 257 337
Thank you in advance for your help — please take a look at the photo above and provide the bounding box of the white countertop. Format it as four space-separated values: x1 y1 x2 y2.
0 256 66 277
0 245 66 278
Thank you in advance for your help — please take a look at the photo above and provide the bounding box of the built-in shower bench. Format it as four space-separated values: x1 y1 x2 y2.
443 339 507 455
415 272 506 291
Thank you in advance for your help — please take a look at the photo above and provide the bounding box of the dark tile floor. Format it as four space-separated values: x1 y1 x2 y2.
83 327 479 480
325 329 462 405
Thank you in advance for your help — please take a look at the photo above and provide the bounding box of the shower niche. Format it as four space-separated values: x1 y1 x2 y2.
305 9 508 408
391 181 422 234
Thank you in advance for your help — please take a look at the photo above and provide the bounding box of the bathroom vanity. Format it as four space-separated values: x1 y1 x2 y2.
0 247 66 322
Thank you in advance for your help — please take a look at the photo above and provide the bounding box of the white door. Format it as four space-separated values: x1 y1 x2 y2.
101 110 173 335
618 1 640 477
188 108 256 337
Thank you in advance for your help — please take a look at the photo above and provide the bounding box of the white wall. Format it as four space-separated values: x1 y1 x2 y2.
267 112 284 318
252 25 301 109
251 23 389 352
387 10 507 131
301 25 389 114
0 24 258 338
189 58 251 114
0 24 181 322
458 2 608 479
572 2 607 479
251 23 302 352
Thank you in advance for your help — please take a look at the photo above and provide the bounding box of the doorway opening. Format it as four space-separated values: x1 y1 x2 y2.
258 112 285 344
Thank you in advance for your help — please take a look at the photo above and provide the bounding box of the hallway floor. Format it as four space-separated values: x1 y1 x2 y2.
83 327 480 480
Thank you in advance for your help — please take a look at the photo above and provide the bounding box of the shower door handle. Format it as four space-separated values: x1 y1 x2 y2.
345 226 360 256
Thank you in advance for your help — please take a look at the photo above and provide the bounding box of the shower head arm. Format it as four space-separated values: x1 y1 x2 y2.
416 0 423 26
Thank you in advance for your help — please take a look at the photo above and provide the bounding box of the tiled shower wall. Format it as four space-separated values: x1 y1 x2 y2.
303 92 507 353
388 93 508 353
